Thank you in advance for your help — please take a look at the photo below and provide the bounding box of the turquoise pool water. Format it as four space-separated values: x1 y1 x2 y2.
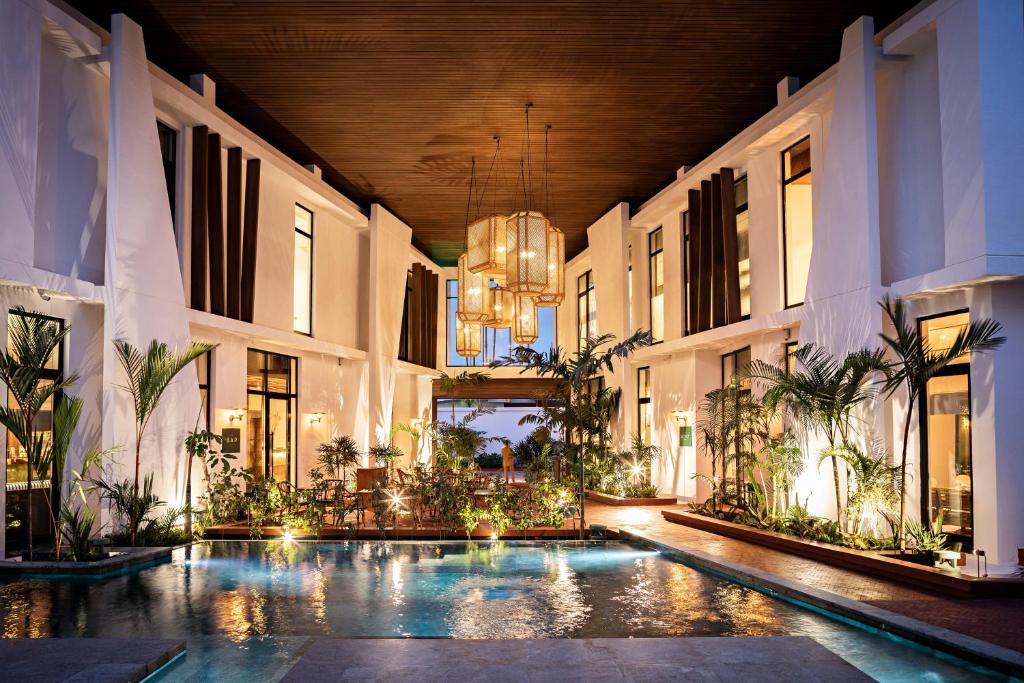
0 541 1006 681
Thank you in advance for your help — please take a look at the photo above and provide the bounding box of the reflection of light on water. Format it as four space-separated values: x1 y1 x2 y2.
1 582 53 638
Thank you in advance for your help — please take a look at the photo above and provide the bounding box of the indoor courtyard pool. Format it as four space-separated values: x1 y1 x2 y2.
0 541 1008 682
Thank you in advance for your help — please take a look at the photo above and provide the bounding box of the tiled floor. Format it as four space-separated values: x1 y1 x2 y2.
282 636 871 682
586 502 1024 654
0 637 184 682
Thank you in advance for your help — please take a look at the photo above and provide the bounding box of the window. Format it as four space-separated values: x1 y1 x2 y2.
721 346 752 498
627 245 633 333
919 311 973 549
398 269 413 362
577 270 596 350
446 279 555 367
196 351 212 432
293 205 313 335
6 311 64 552
637 366 652 446
735 175 751 318
784 341 798 376
157 121 177 228
782 137 812 308
648 228 664 342
682 211 690 336
246 349 298 484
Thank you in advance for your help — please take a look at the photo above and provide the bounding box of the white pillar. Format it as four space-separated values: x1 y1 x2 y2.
102 14 200 508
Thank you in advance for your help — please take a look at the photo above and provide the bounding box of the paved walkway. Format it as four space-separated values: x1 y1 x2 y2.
283 637 870 682
0 637 183 682
586 502 1024 654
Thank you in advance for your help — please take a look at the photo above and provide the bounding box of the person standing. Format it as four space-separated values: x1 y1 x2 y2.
501 439 515 483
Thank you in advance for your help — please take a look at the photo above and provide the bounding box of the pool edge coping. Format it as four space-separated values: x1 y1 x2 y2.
617 529 1024 678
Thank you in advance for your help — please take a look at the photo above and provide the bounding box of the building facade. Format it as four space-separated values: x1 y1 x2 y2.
2 0 1022 573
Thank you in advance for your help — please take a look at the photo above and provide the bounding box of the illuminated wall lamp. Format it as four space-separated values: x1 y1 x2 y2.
309 412 325 426
671 410 690 426
227 408 245 424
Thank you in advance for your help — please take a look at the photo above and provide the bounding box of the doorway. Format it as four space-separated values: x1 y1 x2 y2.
246 349 297 484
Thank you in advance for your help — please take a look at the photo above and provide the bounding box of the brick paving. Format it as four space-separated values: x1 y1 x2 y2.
586 501 1024 654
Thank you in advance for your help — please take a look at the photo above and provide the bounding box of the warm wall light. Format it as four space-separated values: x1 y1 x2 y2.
671 410 690 426
227 408 245 424
309 412 325 426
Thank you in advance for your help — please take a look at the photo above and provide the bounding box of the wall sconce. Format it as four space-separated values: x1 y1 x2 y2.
671 410 690 426
309 412 325 426
227 408 245 424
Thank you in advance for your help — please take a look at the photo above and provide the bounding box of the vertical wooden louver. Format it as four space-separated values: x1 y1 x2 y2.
207 133 225 317
191 125 261 322
240 158 261 323
189 126 209 311
406 262 439 369
686 168 741 334
226 147 243 320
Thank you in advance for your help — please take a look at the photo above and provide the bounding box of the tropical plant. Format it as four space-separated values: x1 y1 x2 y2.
59 503 97 561
195 449 251 535
749 435 803 517
494 330 652 535
0 308 77 559
879 295 1005 550
905 510 951 553
35 394 83 559
748 344 888 527
113 338 216 488
370 442 403 472
183 428 221 537
436 370 491 421
93 474 164 546
826 441 901 537
317 435 361 481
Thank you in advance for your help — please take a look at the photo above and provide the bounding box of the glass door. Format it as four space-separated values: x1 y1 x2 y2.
923 369 972 548
246 349 297 485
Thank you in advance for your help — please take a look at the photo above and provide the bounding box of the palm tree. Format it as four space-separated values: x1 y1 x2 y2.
493 330 652 536
748 344 887 527
0 309 77 559
37 394 83 558
436 370 491 422
879 296 1005 550
113 339 216 489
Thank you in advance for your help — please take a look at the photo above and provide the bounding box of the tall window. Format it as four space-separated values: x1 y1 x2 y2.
627 245 633 333
637 366 652 446
157 121 177 228
577 270 596 350
648 228 664 342
398 269 413 362
735 175 751 318
446 279 555 367
293 205 313 335
784 341 798 376
782 137 812 307
721 346 752 498
246 349 298 484
6 311 63 551
196 351 212 432
919 311 973 549
682 211 690 336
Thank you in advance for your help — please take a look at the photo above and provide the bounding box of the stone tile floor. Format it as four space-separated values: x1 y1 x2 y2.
283 636 870 682
586 502 1024 654
0 637 184 682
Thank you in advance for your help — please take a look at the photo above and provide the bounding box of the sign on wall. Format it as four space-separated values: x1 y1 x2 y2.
222 427 241 454
679 425 692 448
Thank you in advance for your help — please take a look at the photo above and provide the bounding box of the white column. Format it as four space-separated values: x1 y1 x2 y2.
586 202 633 447
366 204 412 454
102 14 200 507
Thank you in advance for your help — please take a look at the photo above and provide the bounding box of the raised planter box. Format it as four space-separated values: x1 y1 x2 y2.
586 490 678 506
0 545 176 577
204 522 586 541
663 510 1024 597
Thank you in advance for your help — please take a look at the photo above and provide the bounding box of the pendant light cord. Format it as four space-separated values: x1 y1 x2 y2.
463 157 476 251
525 103 533 211
477 137 500 217
545 124 553 222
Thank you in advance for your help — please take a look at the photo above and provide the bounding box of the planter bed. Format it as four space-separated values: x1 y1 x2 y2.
203 521 586 541
586 490 678 506
0 545 176 577
663 510 1024 597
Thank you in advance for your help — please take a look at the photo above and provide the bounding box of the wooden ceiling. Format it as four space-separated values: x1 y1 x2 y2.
72 0 915 263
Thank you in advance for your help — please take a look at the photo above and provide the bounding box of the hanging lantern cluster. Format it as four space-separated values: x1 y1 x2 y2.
455 107 566 357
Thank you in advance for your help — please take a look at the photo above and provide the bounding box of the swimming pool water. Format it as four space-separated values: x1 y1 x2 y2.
0 541 1006 681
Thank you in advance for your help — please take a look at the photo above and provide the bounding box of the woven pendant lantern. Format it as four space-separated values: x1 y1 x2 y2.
534 225 565 307
513 294 539 344
487 285 515 329
457 253 491 323
505 210 550 296
455 318 482 357
467 214 508 278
